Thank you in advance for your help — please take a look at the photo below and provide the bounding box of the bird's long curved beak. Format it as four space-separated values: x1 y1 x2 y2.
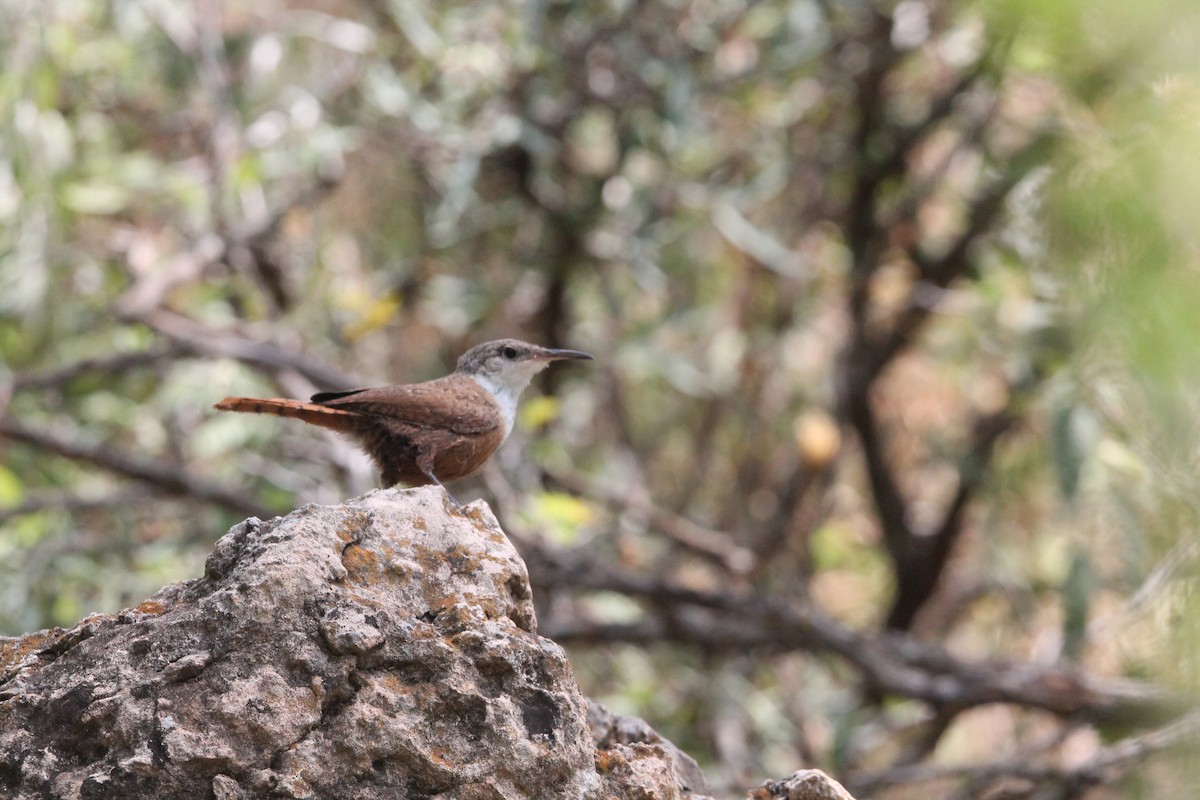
540 347 594 361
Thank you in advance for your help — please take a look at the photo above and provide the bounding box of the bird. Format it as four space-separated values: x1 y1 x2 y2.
213 339 593 500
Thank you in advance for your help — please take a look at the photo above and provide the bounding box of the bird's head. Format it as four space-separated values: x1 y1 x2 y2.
456 339 593 401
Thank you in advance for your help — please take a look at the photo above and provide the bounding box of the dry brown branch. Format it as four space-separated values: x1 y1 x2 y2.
0 488 158 525
526 544 1174 722
129 309 360 392
850 707 1200 799
837 130 1057 633
11 346 187 392
885 402 1020 630
0 418 267 518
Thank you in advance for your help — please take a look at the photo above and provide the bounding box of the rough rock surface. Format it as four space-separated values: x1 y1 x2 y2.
0 488 718 799
588 700 711 797
748 770 858 800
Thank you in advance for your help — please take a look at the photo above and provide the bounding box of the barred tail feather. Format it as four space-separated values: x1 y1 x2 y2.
213 397 360 433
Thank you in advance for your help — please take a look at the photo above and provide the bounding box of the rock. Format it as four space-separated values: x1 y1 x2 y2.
749 769 857 800
0 488 703 799
588 700 712 798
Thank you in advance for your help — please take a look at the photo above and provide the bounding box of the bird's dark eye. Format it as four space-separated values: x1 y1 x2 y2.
502 346 518 359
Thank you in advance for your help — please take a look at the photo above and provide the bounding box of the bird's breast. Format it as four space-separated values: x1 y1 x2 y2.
466 374 519 439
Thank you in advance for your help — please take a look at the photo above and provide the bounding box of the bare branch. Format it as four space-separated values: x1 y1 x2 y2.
527 545 1174 722
0 418 268 519
12 346 186 392
838 357 914 559
0 488 157 525
885 403 1019 630
852 707 1200 799
129 309 360 392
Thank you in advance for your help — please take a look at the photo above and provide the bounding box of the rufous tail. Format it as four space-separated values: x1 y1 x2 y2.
213 397 360 433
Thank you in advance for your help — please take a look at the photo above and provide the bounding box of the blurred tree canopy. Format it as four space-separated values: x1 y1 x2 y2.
2 0 1199 796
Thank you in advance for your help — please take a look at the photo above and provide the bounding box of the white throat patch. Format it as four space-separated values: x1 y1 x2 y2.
468 364 546 438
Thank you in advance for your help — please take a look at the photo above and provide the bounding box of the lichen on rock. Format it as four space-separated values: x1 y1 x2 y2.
0 487 729 799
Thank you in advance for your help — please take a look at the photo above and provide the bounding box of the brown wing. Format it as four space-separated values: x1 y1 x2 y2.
312 376 501 435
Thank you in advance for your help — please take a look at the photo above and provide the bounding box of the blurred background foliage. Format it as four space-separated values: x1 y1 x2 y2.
2 0 1199 796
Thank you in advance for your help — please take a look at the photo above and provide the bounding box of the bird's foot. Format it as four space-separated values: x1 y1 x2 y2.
420 468 463 514
442 490 465 514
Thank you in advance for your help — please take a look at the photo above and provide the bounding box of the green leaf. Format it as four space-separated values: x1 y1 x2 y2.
1052 404 1096 502
531 491 593 528
522 491 595 545
519 396 561 430
61 181 128 215
0 464 23 508
1061 550 1094 662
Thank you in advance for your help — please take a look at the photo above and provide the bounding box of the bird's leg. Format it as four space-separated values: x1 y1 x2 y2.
417 451 462 511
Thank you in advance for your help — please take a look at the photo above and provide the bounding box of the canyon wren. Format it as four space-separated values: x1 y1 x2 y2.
214 339 593 496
